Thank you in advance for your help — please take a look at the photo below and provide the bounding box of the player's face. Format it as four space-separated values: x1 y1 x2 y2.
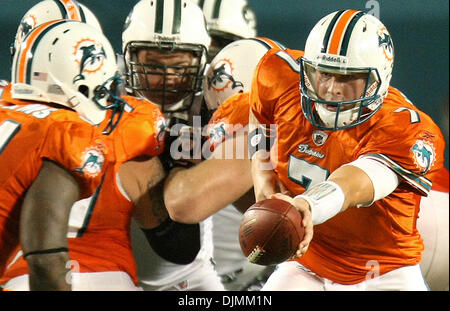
315 70 367 111
136 48 196 105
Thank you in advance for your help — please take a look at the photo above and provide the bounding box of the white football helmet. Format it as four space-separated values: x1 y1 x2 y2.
203 37 283 111
195 0 257 61
12 0 102 58
300 10 394 131
11 20 125 131
122 0 211 113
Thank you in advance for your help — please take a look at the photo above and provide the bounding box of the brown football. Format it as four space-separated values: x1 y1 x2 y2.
239 198 305 266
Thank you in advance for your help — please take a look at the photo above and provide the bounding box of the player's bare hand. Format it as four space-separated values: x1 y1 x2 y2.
270 193 313 258
255 171 292 202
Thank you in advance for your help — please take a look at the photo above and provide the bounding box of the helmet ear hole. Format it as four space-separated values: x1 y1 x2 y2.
78 85 89 98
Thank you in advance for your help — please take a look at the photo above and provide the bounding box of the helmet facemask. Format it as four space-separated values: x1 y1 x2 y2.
124 41 207 113
92 74 127 134
300 58 382 131
300 10 394 131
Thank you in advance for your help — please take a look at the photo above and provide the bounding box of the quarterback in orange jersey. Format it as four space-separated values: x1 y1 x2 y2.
0 20 132 290
250 10 445 290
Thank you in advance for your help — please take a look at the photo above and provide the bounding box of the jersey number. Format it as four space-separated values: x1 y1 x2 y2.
67 173 105 238
0 120 21 156
288 155 329 190
275 50 300 73
393 107 420 124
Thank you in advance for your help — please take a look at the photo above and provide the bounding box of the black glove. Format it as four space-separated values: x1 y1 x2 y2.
160 117 204 172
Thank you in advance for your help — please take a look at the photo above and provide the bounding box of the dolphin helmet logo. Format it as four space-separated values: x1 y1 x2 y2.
378 27 393 61
73 38 107 83
15 14 37 48
207 58 243 92
411 140 435 174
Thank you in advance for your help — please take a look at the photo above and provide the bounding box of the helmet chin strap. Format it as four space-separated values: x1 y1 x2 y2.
315 102 360 129
56 79 106 125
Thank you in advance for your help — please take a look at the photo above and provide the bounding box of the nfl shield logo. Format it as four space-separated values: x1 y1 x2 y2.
312 130 328 146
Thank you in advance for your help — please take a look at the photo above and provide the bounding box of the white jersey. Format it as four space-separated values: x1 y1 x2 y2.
212 204 270 290
130 216 223 290
212 204 249 275
418 189 449 291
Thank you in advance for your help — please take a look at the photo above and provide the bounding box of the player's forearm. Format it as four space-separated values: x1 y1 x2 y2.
20 160 79 290
294 165 375 226
27 253 71 291
251 149 279 201
293 160 398 227
329 158 399 210
327 165 374 210
164 159 252 223
249 109 281 201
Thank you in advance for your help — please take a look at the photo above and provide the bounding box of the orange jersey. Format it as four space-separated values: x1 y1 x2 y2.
207 92 250 150
0 83 165 284
250 50 446 284
0 89 110 276
429 167 449 192
207 47 304 149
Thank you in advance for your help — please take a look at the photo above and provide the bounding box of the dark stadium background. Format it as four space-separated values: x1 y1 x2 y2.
0 0 448 168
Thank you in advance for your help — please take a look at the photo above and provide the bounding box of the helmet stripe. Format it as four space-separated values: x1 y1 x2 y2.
249 38 273 50
172 0 182 34
253 37 285 50
321 10 345 53
61 0 82 21
155 0 164 34
328 9 360 55
16 20 66 83
78 5 87 23
198 0 205 9
212 0 222 19
53 0 69 18
339 11 365 56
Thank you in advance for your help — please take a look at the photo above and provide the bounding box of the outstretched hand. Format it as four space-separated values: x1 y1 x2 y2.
269 193 314 258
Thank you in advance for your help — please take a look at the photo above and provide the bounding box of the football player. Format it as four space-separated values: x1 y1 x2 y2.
121 0 224 291
1 1 168 290
194 0 257 62
249 10 445 290
0 20 144 290
163 37 292 290
166 37 450 291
